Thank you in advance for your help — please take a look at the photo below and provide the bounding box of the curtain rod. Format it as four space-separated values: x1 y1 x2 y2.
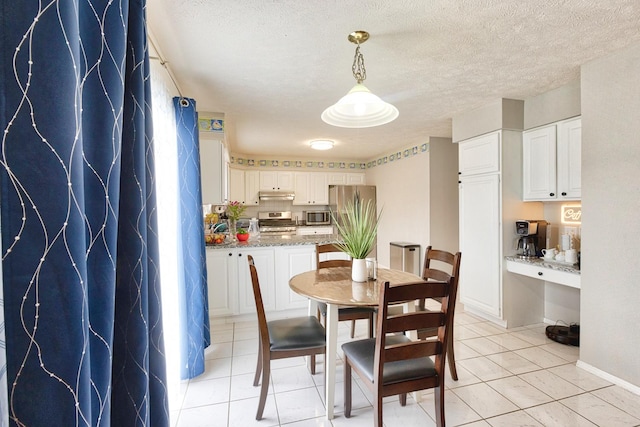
148 31 185 99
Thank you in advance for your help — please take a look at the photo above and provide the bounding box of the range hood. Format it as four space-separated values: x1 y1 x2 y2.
258 191 295 201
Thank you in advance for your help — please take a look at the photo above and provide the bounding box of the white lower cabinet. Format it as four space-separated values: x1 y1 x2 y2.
274 246 316 310
206 249 237 317
236 248 276 314
207 244 321 317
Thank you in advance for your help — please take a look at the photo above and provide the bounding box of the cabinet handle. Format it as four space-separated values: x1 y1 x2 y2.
549 193 555 197
228 253 232 257
538 271 543 276
561 192 567 196
238 253 242 257
458 172 461 175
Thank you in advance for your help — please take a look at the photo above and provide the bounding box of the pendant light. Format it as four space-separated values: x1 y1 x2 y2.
322 31 398 128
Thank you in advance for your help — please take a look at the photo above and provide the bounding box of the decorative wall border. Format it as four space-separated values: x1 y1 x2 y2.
229 142 430 171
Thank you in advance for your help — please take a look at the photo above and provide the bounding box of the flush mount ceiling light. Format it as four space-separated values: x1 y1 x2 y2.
321 31 399 128
310 139 334 150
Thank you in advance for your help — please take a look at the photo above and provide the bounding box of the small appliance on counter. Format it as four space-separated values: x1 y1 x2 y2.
515 220 548 258
303 210 331 226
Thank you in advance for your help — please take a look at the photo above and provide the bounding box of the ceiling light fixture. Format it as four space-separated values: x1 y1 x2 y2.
321 31 399 128
310 139 334 150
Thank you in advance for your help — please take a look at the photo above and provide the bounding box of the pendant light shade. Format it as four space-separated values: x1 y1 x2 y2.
321 83 399 128
322 31 398 128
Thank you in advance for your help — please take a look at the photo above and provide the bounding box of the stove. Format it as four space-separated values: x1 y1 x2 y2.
258 211 297 236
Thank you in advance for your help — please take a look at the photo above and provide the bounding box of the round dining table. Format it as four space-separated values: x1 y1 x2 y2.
289 266 425 419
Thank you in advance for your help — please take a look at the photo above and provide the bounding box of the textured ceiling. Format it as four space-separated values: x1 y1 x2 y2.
147 0 640 160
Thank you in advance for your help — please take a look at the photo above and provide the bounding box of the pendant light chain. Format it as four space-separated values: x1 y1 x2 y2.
352 44 366 84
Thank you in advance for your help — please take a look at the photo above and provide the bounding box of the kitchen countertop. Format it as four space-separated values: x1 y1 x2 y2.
206 234 339 249
505 255 580 275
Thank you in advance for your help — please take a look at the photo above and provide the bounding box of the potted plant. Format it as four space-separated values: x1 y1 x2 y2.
236 227 249 242
331 195 382 282
226 201 246 242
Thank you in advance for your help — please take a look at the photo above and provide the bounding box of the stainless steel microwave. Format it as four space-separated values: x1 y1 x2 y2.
304 210 331 225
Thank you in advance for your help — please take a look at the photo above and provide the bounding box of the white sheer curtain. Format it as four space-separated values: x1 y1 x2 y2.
149 58 181 413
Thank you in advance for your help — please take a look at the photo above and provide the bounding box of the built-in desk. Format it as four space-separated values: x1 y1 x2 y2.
505 256 580 325
505 256 580 289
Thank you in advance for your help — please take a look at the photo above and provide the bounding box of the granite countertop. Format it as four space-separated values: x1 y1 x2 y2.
206 234 339 249
505 255 581 275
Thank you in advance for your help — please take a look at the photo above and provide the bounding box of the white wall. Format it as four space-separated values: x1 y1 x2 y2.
366 137 458 269
580 42 640 388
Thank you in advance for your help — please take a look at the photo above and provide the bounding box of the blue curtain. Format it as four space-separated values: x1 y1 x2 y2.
173 97 210 379
0 1 168 426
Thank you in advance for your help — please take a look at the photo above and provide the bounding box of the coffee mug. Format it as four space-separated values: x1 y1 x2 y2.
565 249 578 264
542 248 557 259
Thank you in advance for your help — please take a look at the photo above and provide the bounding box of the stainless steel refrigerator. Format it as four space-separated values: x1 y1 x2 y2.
329 185 377 258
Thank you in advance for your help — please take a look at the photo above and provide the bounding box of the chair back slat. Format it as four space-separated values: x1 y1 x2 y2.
385 311 444 334
316 243 351 270
384 340 441 363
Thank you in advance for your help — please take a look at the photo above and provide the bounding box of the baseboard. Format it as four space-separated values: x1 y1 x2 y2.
462 305 508 328
576 360 640 396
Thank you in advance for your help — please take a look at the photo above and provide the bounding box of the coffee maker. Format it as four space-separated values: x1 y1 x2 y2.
516 220 548 258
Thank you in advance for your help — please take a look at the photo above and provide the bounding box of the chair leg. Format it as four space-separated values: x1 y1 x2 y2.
344 358 352 418
399 393 407 406
434 384 445 427
310 354 316 375
447 334 458 381
350 319 356 338
253 341 263 387
256 356 270 420
374 393 383 427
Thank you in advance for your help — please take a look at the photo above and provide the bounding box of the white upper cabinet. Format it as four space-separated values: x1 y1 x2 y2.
228 168 245 204
556 117 582 200
228 168 260 205
245 170 260 205
200 139 229 205
294 172 329 205
458 132 500 176
523 125 557 200
259 171 294 191
327 172 365 185
523 117 581 201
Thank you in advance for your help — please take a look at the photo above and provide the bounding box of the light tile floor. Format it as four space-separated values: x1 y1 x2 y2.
170 307 640 427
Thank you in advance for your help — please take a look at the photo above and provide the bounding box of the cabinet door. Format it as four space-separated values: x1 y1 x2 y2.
293 172 310 205
309 173 328 204
200 139 227 205
274 246 315 310
277 171 294 191
459 173 502 318
346 173 366 185
206 249 237 317
328 173 346 185
228 168 245 204
557 117 581 200
236 249 276 314
245 170 260 205
459 132 500 176
523 125 557 200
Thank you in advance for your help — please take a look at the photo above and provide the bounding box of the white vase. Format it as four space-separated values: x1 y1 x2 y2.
351 258 368 282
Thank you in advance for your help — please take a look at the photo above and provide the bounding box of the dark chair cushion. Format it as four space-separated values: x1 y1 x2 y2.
342 335 436 384
267 317 326 351
317 302 376 317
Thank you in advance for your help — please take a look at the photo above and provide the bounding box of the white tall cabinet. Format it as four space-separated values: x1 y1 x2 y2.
458 130 544 327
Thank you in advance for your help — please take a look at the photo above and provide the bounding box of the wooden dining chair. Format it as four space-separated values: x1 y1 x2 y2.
247 255 326 420
416 246 462 380
315 243 376 338
342 276 459 427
